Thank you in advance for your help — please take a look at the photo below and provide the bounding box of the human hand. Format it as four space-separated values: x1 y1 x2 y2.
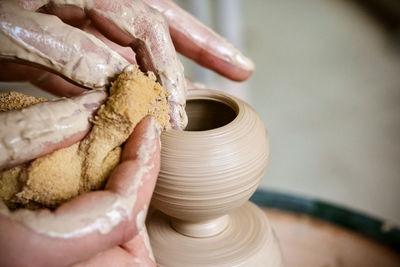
0 90 106 170
0 0 254 170
0 116 160 267
0 0 254 130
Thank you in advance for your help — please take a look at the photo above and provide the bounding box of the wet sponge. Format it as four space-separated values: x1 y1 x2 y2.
0 66 170 209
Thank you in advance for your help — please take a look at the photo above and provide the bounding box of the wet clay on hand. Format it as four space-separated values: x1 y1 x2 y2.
0 66 170 209
0 0 187 129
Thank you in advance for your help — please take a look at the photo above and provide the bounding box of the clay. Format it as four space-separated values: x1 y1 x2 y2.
147 89 282 266
0 65 169 209
152 89 269 222
148 202 282 267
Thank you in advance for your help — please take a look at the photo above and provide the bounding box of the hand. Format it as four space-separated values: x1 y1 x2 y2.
0 117 160 267
0 90 107 170
0 0 254 129
0 0 254 166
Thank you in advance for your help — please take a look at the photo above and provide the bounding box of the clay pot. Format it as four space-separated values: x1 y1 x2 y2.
148 89 282 266
151 89 269 237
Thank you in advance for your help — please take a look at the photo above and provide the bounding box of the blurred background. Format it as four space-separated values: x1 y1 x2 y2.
1 0 399 226
175 0 400 225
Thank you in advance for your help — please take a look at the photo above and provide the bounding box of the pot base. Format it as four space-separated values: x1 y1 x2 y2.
147 201 283 266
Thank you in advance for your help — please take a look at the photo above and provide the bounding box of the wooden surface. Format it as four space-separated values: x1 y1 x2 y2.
263 208 400 267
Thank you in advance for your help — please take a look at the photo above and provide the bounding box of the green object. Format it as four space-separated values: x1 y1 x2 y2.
251 189 400 252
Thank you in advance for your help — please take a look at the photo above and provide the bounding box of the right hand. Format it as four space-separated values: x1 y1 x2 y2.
0 0 254 127
0 0 254 169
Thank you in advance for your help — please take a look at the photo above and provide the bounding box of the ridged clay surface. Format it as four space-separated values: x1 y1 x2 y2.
148 201 283 267
152 89 269 223
148 89 281 266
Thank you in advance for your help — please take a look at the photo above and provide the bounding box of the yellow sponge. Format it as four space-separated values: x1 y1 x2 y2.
0 66 170 209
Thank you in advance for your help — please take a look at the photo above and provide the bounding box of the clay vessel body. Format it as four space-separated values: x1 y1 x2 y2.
152 89 269 224
148 89 282 266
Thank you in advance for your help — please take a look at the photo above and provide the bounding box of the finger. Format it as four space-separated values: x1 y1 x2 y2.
0 90 106 170
120 227 156 266
144 0 255 81
0 4 135 97
38 3 138 65
0 117 160 267
80 0 187 129
105 116 160 229
0 1 129 89
79 22 137 65
73 229 155 267
0 198 130 267
71 246 138 267
32 70 88 97
34 3 137 65
37 2 88 26
32 23 137 96
0 62 87 97
0 23 137 98
7 0 187 128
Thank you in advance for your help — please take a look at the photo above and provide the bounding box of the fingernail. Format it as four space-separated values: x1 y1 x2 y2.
169 104 187 130
123 64 135 72
74 90 107 112
234 52 255 71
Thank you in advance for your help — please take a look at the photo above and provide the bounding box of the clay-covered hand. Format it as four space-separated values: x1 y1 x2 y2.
0 117 160 267
0 0 254 129
0 90 106 170
0 0 187 130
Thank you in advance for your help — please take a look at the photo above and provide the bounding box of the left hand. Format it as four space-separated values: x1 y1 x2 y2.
0 117 159 267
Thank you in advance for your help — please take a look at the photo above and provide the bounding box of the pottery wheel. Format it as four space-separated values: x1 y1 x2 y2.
147 201 282 266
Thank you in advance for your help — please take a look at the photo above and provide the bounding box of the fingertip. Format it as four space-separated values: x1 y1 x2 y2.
197 51 254 81
171 29 254 82
74 89 107 112
216 62 254 82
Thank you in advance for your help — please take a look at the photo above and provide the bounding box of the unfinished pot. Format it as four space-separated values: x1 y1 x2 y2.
148 89 282 266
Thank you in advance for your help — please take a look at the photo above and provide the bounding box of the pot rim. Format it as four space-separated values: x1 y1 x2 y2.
166 89 244 136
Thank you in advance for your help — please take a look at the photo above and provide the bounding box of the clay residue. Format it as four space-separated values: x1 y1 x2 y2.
0 65 169 209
